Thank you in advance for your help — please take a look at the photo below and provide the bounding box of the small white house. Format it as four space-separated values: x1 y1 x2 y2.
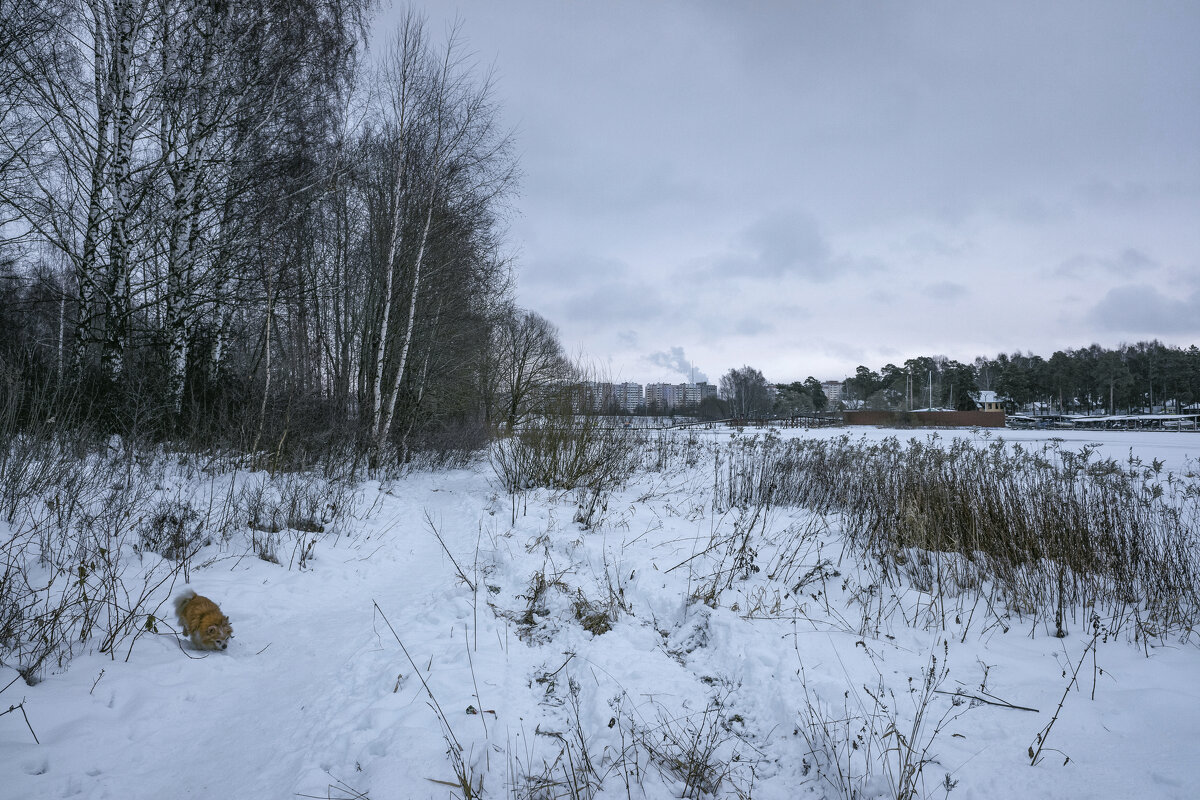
974 390 1007 412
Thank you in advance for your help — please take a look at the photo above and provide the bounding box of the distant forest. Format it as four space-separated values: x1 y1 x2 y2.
0 3 577 466
833 341 1200 414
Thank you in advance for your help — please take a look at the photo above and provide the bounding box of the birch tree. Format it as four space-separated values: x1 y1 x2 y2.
0 0 158 383
363 10 515 461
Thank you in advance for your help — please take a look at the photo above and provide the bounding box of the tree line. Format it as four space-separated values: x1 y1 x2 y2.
0 2 573 465
840 341 1200 414
715 341 1200 421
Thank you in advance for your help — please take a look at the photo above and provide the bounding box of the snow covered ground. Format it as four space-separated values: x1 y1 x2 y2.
2 427 1199 799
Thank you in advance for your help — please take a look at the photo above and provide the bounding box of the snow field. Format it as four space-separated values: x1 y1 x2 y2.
2 429 1200 798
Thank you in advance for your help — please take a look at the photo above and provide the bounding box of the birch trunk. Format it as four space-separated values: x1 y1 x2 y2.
163 0 226 417
100 0 138 382
368 161 407 440
76 9 113 368
374 198 434 453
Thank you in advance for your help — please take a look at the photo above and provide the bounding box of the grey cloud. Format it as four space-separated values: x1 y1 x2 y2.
1076 180 1200 212
771 302 810 320
815 340 869 369
1057 248 1158 278
926 281 969 300
561 282 665 325
898 232 969 260
617 330 639 348
735 211 832 279
697 212 884 283
645 346 709 382
1088 284 1200 334
734 317 775 336
531 158 704 222
404 1 1200 378
831 254 888 278
522 255 630 289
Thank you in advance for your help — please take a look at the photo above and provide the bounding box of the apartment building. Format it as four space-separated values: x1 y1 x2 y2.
613 382 643 411
821 380 844 403
581 381 643 412
645 382 708 411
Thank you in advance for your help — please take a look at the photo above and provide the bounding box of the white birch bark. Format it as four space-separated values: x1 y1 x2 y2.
101 0 138 381
375 198 433 449
162 0 225 416
366 12 425 455
369 162 406 439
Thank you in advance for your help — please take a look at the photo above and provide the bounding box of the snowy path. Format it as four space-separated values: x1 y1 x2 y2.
3 471 494 799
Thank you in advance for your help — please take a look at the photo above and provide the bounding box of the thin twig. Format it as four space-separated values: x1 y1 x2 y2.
0 701 40 743
935 689 1039 713
464 625 488 738
1030 632 1098 765
372 600 463 752
425 510 475 592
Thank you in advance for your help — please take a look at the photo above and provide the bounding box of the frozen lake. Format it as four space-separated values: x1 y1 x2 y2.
696 423 1200 476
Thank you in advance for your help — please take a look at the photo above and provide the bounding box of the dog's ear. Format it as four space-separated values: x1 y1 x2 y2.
207 625 218 634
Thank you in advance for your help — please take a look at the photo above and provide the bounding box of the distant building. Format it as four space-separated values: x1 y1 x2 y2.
974 390 1006 412
580 381 609 411
821 380 844 403
644 383 668 409
580 381 644 412
614 382 643 411
644 382 706 411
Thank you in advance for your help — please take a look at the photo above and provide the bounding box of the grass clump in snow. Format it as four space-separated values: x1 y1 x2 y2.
715 432 1200 640
137 499 208 560
632 692 756 799
797 641 964 800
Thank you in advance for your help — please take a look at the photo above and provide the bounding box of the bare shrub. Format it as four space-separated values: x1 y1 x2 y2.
490 416 643 495
646 430 708 473
0 435 188 682
686 495 772 609
510 678 604 800
1 418 364 680
236 471 360 566
405 419 491 472
137 499 207 560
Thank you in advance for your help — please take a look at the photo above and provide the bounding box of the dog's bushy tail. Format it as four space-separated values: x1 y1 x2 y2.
173 587 197 620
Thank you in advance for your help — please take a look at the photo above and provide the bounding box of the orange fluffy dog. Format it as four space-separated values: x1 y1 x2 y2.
174 588 233 651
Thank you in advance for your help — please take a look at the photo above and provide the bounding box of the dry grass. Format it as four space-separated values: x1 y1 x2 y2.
715 432 1200 640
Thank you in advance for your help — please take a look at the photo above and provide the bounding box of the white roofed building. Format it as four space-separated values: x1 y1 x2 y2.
974 390 1006 412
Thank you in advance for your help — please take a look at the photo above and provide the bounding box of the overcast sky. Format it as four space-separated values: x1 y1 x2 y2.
385 1 1200 385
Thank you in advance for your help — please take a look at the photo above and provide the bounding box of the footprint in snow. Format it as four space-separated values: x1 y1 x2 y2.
22 756 49 775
